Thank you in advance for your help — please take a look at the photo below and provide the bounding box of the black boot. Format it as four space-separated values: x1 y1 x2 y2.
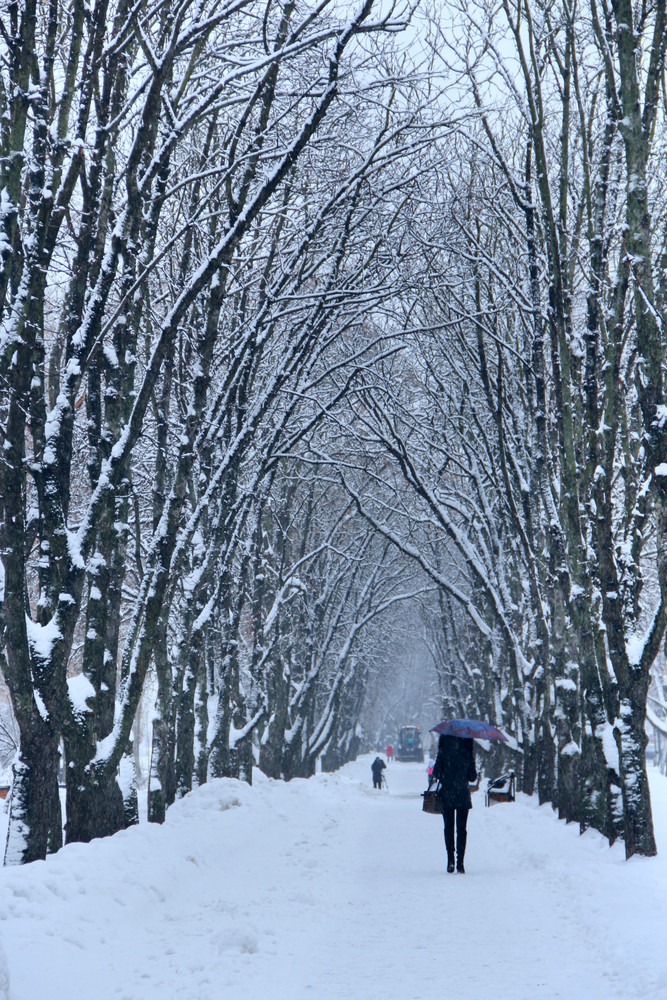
456 824 467 873
447 854 455 873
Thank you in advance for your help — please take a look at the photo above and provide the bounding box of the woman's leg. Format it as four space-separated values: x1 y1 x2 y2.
455 809 469 871
443 807 455 870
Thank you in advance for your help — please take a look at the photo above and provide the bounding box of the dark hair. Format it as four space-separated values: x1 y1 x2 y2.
438 734 473 756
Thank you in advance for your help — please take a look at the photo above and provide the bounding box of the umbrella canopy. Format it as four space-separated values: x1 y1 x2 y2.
430 719 508 742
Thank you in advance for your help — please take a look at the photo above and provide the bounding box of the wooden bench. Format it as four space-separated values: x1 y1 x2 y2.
485 771 515 806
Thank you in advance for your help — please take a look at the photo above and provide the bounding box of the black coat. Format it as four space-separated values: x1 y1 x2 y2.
371 757 386 778
432 736 477 810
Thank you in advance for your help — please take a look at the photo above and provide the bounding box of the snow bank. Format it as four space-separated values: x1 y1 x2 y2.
0 761 666 999
0 938 8 1000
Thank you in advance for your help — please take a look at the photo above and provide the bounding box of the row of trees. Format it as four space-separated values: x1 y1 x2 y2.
0 0 440 863
329 0 667 858
2 0 666 865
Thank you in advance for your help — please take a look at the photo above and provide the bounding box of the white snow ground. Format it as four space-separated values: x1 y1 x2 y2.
0 758 665 1000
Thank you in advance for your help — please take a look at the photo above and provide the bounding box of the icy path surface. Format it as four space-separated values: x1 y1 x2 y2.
1 758 666 1000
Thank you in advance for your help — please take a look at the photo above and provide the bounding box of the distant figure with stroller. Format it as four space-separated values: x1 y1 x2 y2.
371 756 386 789
432 734 477 873
386 744 393 763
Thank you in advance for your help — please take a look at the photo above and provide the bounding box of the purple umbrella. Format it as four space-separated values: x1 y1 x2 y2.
430 719 508 742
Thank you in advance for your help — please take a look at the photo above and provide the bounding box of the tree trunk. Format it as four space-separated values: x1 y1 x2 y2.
536 717 556 806
258 658 289 779
65 766 124 844
194 646 210 788
175 662 197 799
615 695 657 857
148 619 173 823
4 727 62 865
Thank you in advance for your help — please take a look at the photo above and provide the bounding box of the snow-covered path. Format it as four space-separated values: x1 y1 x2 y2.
1 758 666 1000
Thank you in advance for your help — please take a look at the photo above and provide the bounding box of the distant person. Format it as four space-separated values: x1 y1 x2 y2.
432 734 477 873
386 744 393 763
427 759 434 780
371 756 386 789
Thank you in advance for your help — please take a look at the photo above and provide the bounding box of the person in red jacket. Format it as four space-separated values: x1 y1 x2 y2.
386 744 394 763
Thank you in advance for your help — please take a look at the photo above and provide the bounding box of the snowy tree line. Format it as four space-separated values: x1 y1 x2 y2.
0 0 439 863
328 0 667 859
2 0 667 864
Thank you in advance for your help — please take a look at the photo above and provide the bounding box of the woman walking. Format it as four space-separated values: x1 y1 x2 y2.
432 734 477 873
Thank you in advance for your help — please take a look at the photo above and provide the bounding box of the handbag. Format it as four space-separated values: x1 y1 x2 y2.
421 782 444 814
